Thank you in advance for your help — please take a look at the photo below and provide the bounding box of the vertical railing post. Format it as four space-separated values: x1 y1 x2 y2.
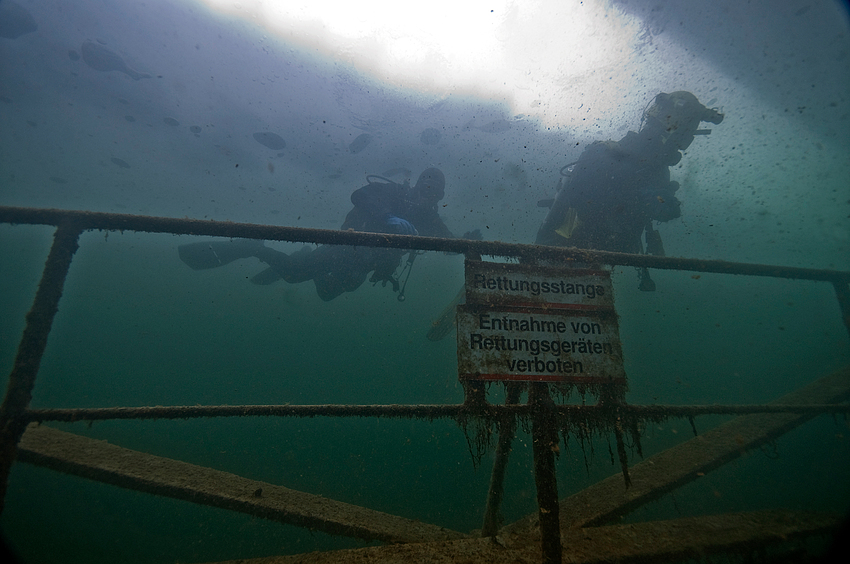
0 222 82 513
530 383 561 564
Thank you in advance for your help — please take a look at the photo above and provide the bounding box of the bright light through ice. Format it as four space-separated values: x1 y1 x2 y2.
200 0 642 126
272 2 504 68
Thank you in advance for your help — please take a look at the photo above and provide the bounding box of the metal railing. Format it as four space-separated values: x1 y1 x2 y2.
1 205 849 563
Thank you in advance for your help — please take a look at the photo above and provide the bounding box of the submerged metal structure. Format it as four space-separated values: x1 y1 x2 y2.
1 205 849 563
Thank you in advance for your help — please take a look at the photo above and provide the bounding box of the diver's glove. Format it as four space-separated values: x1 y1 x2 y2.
386 216 418 235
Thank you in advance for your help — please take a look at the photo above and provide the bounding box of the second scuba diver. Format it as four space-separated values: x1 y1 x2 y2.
178 168 475 301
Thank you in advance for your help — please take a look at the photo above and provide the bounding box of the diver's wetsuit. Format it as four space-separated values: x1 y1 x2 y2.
255 179 454 301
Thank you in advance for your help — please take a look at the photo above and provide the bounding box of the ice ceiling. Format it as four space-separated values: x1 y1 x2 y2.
201 0 642 127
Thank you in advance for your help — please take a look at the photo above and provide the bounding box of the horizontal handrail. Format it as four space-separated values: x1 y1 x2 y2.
2 205 849 283
23 402 850 423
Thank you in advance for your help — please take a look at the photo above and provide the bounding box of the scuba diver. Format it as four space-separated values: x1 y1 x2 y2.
535 91 724 290
178 168 472 302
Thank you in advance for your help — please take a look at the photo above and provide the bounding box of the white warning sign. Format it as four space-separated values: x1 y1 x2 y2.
457 304 625 383
457 261 625 384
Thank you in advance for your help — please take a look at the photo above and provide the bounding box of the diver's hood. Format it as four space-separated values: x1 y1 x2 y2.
642 91 724 155
644 91 724 134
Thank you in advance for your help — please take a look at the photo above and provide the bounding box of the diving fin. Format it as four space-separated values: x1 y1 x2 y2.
178 239 263 270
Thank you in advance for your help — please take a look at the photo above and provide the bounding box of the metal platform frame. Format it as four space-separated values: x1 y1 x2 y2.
1 205 849 563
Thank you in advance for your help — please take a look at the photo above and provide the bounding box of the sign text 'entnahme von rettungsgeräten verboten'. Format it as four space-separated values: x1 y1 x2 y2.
457 261 626 383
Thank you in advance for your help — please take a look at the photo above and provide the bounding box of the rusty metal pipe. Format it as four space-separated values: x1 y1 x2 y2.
0 222 83 513
481 383 523 537
530 383 562 564
2 206 849 284
21 403 850 424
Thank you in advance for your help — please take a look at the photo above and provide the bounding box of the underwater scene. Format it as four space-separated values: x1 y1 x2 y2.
1 0 849 562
